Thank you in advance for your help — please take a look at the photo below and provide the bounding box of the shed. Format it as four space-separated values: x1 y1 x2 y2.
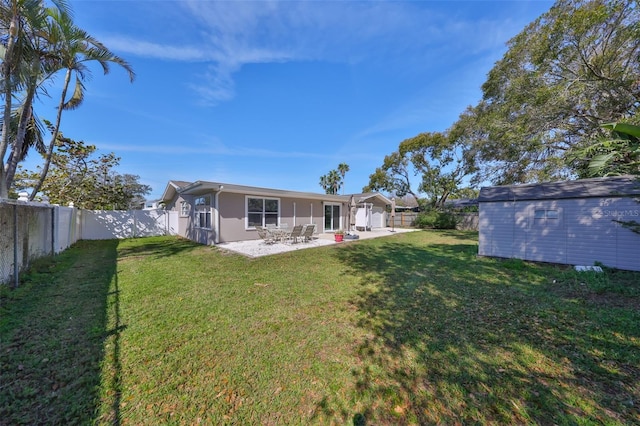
478 175 640 271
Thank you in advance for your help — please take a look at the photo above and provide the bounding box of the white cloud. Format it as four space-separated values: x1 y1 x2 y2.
100 1 549 106
99 37 208 61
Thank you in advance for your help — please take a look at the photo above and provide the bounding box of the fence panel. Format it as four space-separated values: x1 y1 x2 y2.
387 212 418 228
0 201 54 286
81 209 175 239
456 213 479 231
0 202 16 285
54 206 81 253
385 211 479 230
1 203 178 286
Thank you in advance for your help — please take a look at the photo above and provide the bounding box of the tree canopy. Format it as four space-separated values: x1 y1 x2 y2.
14 132 151 209
570 122 640 177
368 0 640 202
365 131 475 208
465 0 640 185
1 0 134 199
320 164 350 195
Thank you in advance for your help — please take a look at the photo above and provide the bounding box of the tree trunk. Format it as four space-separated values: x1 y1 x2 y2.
29 68 72 201
0 14 19 199
5 83 37 188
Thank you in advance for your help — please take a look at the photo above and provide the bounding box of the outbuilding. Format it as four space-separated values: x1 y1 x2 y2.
478 175 640 271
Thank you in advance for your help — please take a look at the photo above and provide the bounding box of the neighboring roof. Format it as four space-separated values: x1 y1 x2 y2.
446 198 479 208
478 175 640 203
351 192 394 205
160 180 193 202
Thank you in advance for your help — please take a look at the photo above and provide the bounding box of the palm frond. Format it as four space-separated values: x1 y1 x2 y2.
62 76 84 110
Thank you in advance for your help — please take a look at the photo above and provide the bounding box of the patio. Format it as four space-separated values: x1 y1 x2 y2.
216 227 416 257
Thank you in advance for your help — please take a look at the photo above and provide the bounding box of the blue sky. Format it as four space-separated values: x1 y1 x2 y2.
30 0 554 201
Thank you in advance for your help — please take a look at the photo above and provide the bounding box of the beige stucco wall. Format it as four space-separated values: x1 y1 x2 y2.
218 192 347 243
165 187 390 244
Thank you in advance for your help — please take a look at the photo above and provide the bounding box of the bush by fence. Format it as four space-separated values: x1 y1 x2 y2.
0 201 177 287
387 211 478 231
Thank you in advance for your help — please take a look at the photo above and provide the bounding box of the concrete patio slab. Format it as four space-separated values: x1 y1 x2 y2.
216 227 416 258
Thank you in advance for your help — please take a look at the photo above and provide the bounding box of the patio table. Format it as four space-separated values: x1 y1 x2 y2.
269 227 290 243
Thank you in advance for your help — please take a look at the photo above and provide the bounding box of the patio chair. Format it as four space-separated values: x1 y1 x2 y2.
255 225 276 244
301 224 316 242
286 224 304 244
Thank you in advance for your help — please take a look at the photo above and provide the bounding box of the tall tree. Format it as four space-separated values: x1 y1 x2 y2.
364 131 475 207
337 162 350 194
364 151 420 205
28 7 135 200
0 1 134 199
464 0 640 185
15 132 151 209
319 164 349 195
402 131 474 208
0 0 67 198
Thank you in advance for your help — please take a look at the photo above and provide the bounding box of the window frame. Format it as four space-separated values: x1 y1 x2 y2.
245 196 280 229
533 208 560 221
194 196 212 229
180 200 190 217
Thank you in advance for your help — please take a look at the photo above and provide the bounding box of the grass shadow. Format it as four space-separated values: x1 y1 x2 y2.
330 231 640 424
0 239 119 425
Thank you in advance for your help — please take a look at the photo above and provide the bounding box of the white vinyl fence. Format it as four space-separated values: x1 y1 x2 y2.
0 200 177 287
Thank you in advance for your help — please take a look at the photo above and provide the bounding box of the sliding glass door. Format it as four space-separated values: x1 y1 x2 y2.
324 204 341 232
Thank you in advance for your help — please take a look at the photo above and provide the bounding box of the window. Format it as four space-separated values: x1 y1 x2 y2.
180 201 190 217
534 209 559 220
247 196 279 228
194 196 211 229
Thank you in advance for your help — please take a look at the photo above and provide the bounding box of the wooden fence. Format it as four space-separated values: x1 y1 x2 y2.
387 211 478 230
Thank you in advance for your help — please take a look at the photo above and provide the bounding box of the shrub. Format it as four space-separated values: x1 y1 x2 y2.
414 209 458 229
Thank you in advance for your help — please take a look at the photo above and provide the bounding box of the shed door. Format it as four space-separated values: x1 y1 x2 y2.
526 207 565 263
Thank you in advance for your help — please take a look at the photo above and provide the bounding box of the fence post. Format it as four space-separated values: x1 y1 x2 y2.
51 206 56 255
13 204 18 289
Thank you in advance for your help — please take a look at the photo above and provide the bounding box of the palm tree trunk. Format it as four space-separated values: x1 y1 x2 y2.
5 82 37 188
29 68 72 201
0 14 19 199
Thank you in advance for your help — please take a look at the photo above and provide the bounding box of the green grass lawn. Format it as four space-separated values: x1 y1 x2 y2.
1 231 639 425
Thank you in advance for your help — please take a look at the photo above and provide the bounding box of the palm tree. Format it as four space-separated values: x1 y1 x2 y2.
337 162 350 194
327 169 341 194
0 0 65 198
28 8 135 200
3 108 46 170
319 174 331 194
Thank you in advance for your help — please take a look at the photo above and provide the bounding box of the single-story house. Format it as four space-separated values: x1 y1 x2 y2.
478 175 640 271
161 180 393 244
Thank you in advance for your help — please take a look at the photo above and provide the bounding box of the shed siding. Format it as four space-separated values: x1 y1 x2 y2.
565 199 619 268
479 202 514 258
479 196 640 271
523 202 566 263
